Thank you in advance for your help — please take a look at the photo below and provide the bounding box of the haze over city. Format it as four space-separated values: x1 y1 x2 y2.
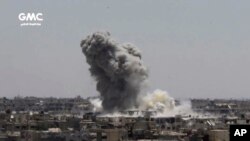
1 0 250 99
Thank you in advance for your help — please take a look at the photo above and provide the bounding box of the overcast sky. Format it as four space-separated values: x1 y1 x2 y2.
0 0 250 99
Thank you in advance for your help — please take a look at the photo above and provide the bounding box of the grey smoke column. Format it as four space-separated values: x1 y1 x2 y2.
80 32 148 112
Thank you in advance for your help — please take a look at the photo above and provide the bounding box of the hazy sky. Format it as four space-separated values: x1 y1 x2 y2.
0 0 250 99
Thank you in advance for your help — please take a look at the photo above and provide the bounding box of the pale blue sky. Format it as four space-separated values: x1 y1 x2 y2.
0 0 250 98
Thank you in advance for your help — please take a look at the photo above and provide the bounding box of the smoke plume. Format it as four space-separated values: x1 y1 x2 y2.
81 32 148 112
140 89 175 112
89 98 103 112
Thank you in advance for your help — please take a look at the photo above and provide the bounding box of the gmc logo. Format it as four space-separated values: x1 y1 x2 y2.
18 13 43 21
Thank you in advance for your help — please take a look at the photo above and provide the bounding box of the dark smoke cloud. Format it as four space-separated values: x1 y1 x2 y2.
80 32 148 112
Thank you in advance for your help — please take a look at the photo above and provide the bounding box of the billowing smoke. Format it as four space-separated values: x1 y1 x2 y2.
89 98 103 112
139 89 175 112
140 90 198 117
81 32 148 112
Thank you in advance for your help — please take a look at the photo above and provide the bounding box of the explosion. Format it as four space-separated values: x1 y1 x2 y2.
81 32 148 112
140 89 175 112
81 32 195 116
